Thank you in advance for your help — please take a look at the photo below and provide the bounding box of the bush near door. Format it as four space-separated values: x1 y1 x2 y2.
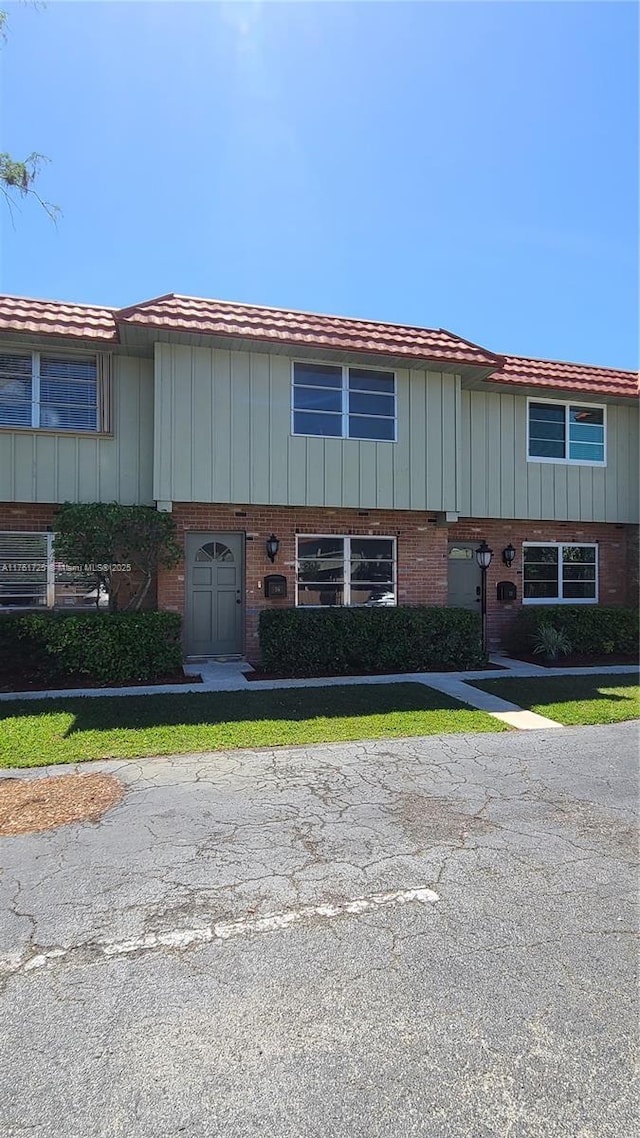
259 606 485 676
508 605 638 658
0 611 182 686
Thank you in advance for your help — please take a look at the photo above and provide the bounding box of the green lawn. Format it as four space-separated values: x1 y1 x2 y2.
0 683 507 769
469 673 640 726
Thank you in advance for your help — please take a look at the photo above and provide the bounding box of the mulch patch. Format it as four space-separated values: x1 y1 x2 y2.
509 654 638 670
245 662 507 681
0 772 124 837
0 671 202 693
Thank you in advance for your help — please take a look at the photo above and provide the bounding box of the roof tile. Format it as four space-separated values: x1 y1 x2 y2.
490 355 638 400
0 295 117 342
116 294 501 367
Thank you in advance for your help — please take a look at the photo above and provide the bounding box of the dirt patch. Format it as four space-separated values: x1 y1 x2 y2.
0 772 124 836
0 672 202 693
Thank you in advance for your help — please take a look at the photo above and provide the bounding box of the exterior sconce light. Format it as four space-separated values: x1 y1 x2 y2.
266 534 280 563
475 541 493 571
475 542 493 659
502 543 516 568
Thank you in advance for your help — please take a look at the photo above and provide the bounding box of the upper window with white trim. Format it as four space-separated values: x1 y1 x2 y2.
292 362 396 441
522 543 598 604
0 351 102 432
527 399 605 465
296 535 396 606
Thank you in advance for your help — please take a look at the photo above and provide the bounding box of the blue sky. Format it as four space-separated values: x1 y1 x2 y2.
1 1 638 368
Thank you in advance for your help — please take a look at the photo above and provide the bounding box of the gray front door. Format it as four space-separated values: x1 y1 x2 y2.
186 532 244 656
447 542 482 610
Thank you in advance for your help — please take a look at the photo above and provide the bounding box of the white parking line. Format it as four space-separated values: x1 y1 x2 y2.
1 886 440 976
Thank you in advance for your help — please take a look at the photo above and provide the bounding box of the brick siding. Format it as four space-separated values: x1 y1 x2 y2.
2 502 635 658
158 503 637 660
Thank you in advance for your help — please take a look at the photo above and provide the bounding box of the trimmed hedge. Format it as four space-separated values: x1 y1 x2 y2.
259 606 485 676
0 611 182 685
508 605 638 658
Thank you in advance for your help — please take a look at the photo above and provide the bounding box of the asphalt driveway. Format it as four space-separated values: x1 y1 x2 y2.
1 723 638 1138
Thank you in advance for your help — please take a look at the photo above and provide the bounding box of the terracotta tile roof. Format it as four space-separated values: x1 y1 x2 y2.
490 355 639 399
0 294 117 343
116 294 502 367
0 293 636 399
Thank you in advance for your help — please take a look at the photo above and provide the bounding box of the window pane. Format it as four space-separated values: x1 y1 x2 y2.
561 546 596 599
524 580 559 599
293 362 342 388
562 564 596 582
0 396 32 427
348 415 395 441
568 441 604 462
348 368 395 394
350 539 394 560
298 561 344 583
562 581 597 599
569 407 603 427
530 403 565 424
293 411 342 437
348 392 395 417
293 386 342 413
0 353 32 427
0 532 48 607
523 545 559 600
523 546 558 565
529 403 566 459
40 404 98 431
297 584 343 606
298 538 344 561
568 407 604 462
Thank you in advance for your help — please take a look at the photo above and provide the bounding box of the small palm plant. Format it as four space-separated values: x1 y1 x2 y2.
532 624 572 662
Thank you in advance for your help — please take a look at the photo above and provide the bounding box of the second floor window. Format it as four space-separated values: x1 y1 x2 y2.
528 399 605 464
292 362 396 441
0 351 99 432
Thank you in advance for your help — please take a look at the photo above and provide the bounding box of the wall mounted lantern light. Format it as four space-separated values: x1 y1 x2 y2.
502 543 516 568
266 534 280 563
475 541 493 658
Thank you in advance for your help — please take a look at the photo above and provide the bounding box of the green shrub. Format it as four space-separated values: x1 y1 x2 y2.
509 606 638 658
0 611 182 685
259 606 485 676
532 624 572 661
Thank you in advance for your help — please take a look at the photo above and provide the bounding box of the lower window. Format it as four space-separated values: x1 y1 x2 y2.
296 535 396 607
0 532 107 609
523 543 598 603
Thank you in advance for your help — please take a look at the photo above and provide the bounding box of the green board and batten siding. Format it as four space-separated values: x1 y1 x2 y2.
459 390 638 523
153 343 460 511
0 357 154 505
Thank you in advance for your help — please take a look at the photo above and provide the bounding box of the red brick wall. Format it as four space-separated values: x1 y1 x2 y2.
3 502 635 659
158 503 450 659
454 518 635 648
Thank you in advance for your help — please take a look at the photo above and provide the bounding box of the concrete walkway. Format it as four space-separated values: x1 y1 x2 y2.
0 654 636 732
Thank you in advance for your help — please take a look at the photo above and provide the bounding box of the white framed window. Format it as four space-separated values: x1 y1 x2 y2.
292 362 397 441
0 350 108 432
527 398 606 465
0 532 107 610
522 542 598 604
296 535 397 607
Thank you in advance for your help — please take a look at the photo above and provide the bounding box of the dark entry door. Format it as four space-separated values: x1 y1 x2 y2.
447 542 482 611
186 532 244 656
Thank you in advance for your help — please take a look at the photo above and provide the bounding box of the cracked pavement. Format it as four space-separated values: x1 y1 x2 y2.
0 722 638 1137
